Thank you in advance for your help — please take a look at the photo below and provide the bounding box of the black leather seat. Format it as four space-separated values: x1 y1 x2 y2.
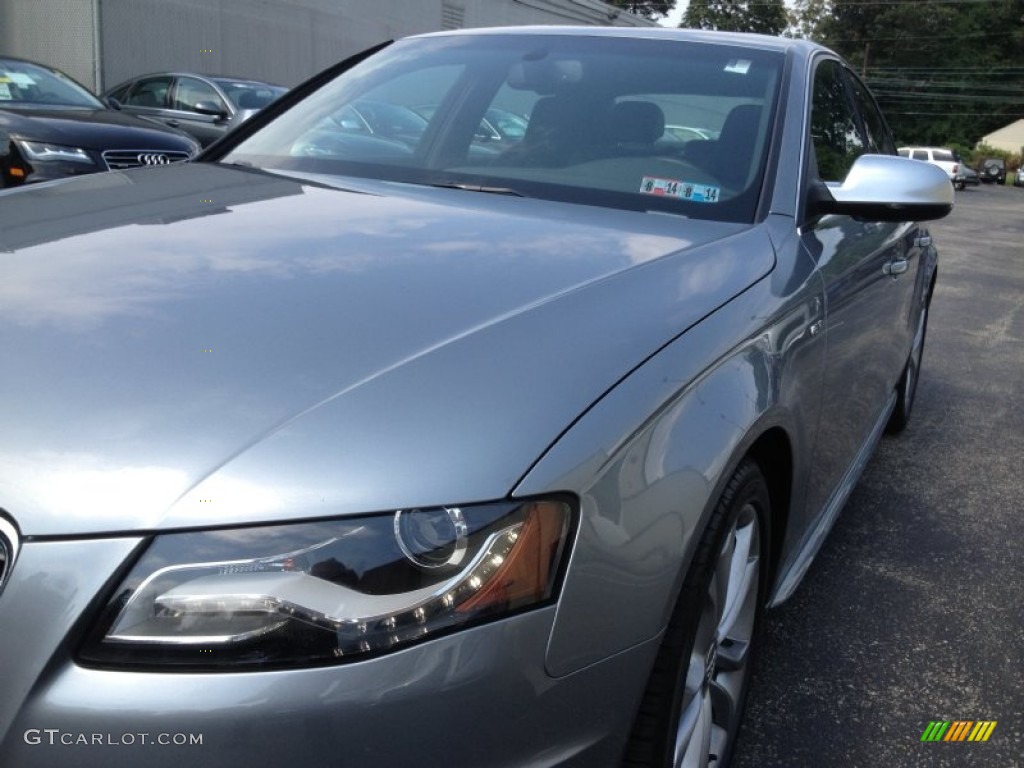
604 101 665 153
684 104 762 188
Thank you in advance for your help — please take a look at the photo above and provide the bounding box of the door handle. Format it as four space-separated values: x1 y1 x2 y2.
166 119 180 127
883 258 908 276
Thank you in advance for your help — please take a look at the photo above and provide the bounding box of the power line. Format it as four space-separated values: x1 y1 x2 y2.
887 111 1024 116
828 30 1020 42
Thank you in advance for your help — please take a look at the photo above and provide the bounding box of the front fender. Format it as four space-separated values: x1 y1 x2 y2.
514 228 826 677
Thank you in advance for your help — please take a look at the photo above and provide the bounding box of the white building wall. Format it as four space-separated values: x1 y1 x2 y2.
980 119 1024 155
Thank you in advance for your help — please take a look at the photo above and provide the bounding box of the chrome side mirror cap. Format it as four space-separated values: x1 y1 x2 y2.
814 154 954 222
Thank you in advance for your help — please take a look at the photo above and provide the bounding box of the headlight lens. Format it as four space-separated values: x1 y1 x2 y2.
16 140 95 165
79 498 572 669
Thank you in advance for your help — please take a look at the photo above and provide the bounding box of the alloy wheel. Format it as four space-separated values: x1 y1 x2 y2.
673 503 762 768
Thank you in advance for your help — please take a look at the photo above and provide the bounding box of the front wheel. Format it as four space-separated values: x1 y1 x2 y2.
623 459 771 768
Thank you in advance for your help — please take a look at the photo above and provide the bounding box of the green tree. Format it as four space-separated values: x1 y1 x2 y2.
683 0 790 35
796 0 1024 148
607 0 676 21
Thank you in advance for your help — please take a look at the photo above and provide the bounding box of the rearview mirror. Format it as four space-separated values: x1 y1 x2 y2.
507 58 583 94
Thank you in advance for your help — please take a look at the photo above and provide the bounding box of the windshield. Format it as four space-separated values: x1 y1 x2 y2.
223 33 784 222
212 78 288 111
0 58 104 108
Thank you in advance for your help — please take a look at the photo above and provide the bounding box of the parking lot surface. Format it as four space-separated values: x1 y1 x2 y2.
732 182 1024 766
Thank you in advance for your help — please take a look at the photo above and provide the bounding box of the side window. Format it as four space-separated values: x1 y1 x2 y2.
912 150 928 161
847 71 895 155
107 83 132 102
172 77 225 113
123 76 172 108
810 59 866 183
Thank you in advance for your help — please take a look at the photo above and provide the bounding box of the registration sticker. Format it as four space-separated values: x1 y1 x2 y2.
640 176 720 203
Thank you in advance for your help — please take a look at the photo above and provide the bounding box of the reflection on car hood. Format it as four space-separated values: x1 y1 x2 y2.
0 106 197 150
0 162 774 535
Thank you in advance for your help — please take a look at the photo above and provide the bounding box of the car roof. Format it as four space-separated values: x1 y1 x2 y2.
409 25 829 57
109 72 283 86
0 55 72 72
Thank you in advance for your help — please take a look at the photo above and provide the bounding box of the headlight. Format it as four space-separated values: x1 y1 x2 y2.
79 498 572 669
16 140 95 165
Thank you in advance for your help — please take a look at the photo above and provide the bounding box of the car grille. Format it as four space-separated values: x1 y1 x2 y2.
102 149 192 170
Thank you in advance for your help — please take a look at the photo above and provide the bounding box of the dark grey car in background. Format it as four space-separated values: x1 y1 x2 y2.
0 27 952 768
105 72 287 147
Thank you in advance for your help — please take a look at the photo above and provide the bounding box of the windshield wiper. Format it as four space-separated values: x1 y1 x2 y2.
429 182 524 197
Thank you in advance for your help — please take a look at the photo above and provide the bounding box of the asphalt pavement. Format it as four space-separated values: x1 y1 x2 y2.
732 182 1024 767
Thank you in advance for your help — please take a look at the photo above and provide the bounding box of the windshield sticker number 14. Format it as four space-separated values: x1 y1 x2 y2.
641 177 720 203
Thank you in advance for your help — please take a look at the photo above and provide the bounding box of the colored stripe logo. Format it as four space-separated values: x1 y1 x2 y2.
921 721 996 742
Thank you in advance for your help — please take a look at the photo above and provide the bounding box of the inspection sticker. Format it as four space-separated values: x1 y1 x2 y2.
640 176 720 203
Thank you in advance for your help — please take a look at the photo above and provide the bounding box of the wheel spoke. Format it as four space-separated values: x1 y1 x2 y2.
674 689 712 768
675 589 718 767
717 507 760 648
709 668 743 732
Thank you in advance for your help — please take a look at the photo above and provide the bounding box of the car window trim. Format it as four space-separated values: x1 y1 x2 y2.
170 75 229 116
799 53 873 228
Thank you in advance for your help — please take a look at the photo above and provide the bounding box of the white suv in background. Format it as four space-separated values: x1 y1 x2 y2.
899 146 962 189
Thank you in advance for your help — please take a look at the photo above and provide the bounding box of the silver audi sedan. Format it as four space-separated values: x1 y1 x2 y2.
0 27 951 768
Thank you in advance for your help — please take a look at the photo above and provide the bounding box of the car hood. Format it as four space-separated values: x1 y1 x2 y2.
0 106 197 150
0 162 774 536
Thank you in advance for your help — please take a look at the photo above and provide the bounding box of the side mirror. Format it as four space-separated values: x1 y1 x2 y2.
811 154 954 222
105 96 122 110
193 100 228 118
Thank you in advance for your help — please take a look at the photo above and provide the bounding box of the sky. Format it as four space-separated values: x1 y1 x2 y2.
660 1 796 28
660 4 687 27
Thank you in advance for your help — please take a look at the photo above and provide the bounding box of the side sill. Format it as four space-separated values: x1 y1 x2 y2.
767 391 896 607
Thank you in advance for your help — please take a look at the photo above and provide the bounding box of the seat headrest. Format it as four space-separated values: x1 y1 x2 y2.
608 101 665 146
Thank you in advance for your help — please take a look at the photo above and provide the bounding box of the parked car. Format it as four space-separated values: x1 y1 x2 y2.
979 157 1006 184
476 106 528 145
0 56 198 187
898 146 962 188
105 72 287 147
1015 165 1024 186
0 27 952 768
955 163 980 187
414 104 528 147
663 124 714 142
330 99 429 146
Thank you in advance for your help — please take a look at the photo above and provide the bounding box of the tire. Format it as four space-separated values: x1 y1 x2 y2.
886 297 929 434
623 459 770 768
954 180 965 191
